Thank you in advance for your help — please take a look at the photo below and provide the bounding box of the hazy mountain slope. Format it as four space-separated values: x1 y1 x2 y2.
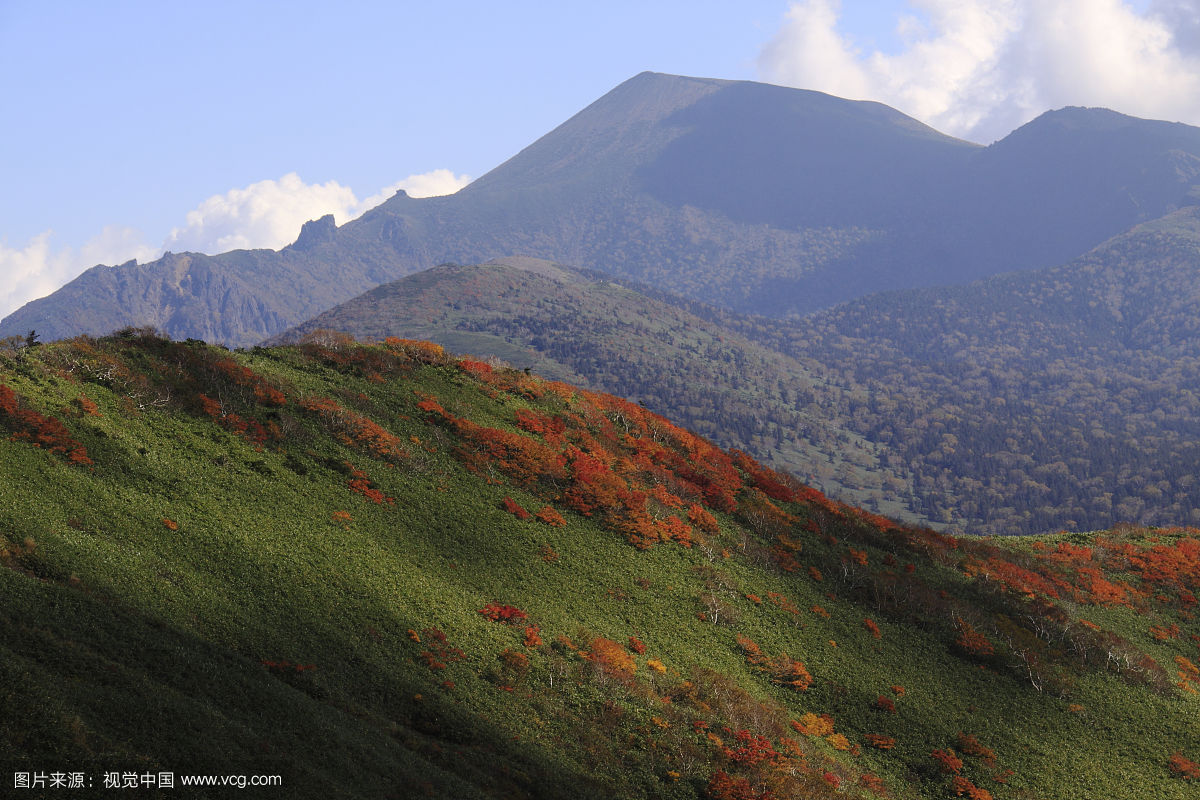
0 216 394 345
323 72 984 316
746 207 1200 535
266 256 919 523
2 332 1198 799
9 72 1200 344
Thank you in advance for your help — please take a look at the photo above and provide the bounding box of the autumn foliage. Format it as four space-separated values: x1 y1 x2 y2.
501 496 531 520
587 636 636 680
478 603 528 625
1169 751 1200 780
0 385 93 466
417 627 465 671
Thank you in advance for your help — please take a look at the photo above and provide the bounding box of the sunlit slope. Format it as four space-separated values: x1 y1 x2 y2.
0 332 1197 799
267 256 917 523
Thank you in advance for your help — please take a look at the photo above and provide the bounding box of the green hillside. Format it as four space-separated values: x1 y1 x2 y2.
267 256 918 524
1 331 1198 799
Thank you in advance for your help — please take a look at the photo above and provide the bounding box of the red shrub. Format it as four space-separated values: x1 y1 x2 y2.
954 619 995 657
501 496 531 520
722 729 779 766
418 627 465 671
707 770 766 800
0 385 93 466
478 602 528 625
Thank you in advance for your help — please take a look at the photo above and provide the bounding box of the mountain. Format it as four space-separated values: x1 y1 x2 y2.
3 331 1199 798
265 256 919 523
742 207 1200 535
8 72 1200 346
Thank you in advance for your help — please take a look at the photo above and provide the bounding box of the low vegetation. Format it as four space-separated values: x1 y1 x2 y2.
1 330 1197 798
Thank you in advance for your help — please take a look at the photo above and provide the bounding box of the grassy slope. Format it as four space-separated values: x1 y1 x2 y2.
267 257 918 525
1 332 1197 799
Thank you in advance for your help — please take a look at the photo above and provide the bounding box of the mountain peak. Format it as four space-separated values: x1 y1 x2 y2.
290 213 337 251
1001 104 1200 144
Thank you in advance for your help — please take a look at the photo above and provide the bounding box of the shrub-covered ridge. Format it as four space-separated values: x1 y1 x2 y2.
0 329 1196 798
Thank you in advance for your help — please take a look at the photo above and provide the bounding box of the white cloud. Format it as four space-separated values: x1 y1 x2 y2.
162 169 471 255
162 173 361 254
759 0 1200 143
0 226 156 319
371 168 473 205
0 169 471 319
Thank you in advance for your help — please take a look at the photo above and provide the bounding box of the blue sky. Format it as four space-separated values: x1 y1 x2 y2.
3 0 1199 316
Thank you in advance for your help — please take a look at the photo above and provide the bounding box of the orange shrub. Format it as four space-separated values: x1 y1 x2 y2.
535 506 566 527
769 654 813 692
522 625 543 648
686 502 720 534
956 732 997 767
826 733 851 751
792 712 834 737
931 748 963 774
74 395 101 416
1169 751 1200 780
950 776 992 799
588 636 636 679
865 733 896 750
954 618 995 657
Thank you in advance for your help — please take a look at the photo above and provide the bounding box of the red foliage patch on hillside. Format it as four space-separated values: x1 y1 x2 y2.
0 385 92 466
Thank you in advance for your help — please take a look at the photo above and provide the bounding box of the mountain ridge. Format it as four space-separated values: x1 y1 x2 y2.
8 72 1200 345
264 255 920 523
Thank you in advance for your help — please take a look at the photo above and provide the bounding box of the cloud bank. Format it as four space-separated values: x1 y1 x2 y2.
0 227 158 326
163 169 471 254
0 169 471 319
759 0 1200 143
